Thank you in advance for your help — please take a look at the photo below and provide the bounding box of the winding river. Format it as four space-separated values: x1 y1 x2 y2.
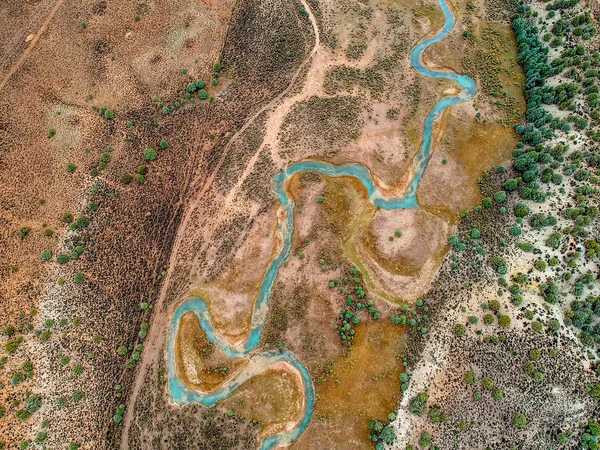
165 0 476 447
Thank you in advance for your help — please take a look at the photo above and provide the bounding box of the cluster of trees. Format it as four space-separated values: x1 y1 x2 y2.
335 309 360 342
564 295 600 346
573 419 600 449
367 418 396 449
545 0 579 11
389 300 430 334
333 268 384 343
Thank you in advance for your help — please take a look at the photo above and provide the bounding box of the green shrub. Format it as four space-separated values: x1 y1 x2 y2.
419 430 430 447
482 377 494 390
498 315 511 327
198 89 208 99
121 174 133 184
464 370 476 384
512 413 527 428
159 140 168 149
40 249 52 261
453 323 466 336
104 109 115 119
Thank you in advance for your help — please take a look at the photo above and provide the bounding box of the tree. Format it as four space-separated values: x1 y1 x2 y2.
40 249 52 261
502 178 519 191
491 256 507 274
198 89 208 99
494 191 507 203
510 224 522 237
104 109 114 119
540 281 559 303
409 392 428 416
380 426 395 444
546 232 561 249
159 140 168 149
56 254 69 265
144 148 157 161
514 203 529 217
24 394 41 413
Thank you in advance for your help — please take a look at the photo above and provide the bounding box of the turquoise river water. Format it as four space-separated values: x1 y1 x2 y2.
165 0 476 447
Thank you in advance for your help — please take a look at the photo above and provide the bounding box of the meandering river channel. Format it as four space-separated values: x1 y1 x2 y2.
166 0 476 447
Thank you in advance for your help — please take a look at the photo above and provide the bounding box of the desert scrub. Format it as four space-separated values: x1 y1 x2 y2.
279 96 365 157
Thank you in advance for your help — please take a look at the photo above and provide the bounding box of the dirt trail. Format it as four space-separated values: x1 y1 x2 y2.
0 0 64 92
118 1 320 445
